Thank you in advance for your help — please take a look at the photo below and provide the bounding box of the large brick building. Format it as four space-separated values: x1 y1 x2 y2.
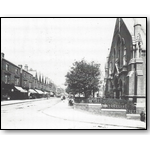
1 53 28 99
104 18 146 113
1 53 56 100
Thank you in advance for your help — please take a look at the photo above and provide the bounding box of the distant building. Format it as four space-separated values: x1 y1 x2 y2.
28 70 44 96
28 69 55 96
104 18 146 113
97 71 105 98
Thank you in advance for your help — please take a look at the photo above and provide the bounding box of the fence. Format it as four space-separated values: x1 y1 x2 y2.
126 102 136 114
101 103 127 109
74 97 137 114
102 98 136 114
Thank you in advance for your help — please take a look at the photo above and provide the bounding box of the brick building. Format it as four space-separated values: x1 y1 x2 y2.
1 53 56 100
104 18 146 113
28 69 56 96
1 53 28 99
28 70 45 96
19 65 33 90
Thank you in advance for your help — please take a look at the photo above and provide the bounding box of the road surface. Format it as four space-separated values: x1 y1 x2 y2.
1 98 145 129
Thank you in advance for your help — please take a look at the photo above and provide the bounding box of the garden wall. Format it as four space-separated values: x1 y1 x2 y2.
73 103 102 114
74 103 126 118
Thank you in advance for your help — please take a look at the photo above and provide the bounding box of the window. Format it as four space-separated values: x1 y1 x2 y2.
24 81 27 85
15 68 18 74
123 47 127 66
15 78 19 86
24 80 27 87
29 82 31 88
114 48 115 58
117 38 121 67
6 64 9 71
141 50 146 57
5 75 10 84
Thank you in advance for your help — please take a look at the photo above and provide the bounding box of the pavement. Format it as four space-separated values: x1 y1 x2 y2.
1 98 47 106
43 100 146 129
1 98 146 129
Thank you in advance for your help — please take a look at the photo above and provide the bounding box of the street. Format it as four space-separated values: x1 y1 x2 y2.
1 98 104 129
1 97 146 129
1 18 146 130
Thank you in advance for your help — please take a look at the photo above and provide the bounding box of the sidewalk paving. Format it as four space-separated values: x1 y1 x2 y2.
44 100 146 129
1 98 47 106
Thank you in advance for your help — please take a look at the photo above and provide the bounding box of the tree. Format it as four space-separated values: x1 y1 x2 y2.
65 60 101 99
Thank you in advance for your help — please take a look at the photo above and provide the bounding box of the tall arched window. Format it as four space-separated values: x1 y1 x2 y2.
117 35 121 68
117 40 120 60
122 38 127 66
123 47 127 65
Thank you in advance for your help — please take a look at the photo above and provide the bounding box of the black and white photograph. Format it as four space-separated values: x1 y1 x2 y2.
1 17 147 129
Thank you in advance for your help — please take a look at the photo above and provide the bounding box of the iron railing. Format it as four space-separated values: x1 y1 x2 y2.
74 97 137 114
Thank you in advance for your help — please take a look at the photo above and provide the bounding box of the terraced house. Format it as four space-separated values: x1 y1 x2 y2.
1 53 56 100
1 53 28 99
104 18 146 114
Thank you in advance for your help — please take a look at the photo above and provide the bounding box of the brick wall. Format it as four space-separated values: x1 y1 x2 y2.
74 103 102 114
74 103 126 118
1 58 21 85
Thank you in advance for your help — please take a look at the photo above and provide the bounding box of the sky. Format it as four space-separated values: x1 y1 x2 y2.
1 18 116 88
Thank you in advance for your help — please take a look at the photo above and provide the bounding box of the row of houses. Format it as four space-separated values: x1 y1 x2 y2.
1 53 56 100
104 18 146 114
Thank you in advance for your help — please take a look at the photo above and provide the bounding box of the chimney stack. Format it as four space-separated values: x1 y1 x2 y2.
18 65 22 68
1 53 4 58
24 64 28 71
18 65 23 73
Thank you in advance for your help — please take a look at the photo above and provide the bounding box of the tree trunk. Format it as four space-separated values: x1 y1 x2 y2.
93 89 95 98
84 91 87 98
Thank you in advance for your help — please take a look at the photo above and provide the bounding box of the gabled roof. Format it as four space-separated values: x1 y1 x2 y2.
34 71 41 81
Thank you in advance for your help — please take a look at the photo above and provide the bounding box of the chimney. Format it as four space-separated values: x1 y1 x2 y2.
1 53 4 58
24 64 28 71
18 65 23 73
18 65 22 68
